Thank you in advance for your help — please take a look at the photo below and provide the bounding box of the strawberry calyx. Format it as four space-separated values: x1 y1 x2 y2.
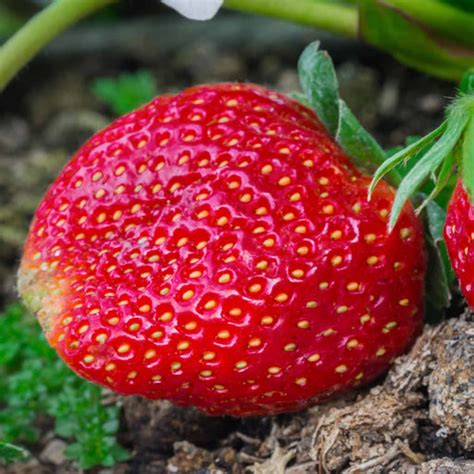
298 44 474 233
361 69 474 319
297 42 401 186
294 42 458 323
369 70 474 230
297 43 474 320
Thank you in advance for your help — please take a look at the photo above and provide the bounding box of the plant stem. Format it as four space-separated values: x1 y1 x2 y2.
223 0 358 38
0 0 116 91
388 0 474 47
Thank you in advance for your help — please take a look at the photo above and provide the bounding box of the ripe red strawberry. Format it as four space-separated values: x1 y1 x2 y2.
19 83 425 416
444 180 474 307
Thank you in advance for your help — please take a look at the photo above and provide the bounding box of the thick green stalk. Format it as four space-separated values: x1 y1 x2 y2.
223 0 358 38
388 0 474 47
0 0 116 91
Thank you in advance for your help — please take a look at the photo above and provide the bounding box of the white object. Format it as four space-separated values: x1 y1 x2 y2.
161 0 224 20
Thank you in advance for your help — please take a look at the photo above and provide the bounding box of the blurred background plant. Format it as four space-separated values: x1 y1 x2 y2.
0 304 129 468
91 69 157 115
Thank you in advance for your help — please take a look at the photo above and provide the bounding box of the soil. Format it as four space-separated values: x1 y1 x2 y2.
0 12 472 474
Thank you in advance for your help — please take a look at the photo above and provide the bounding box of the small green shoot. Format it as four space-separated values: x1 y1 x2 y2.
0 442 29 465
0 304 128 469
91 69 157 115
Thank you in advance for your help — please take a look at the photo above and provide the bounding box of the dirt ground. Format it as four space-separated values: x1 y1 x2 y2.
1 13 473 474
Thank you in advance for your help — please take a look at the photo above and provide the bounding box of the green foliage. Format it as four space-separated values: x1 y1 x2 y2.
0 4 24 37
0 304 128 469
460 69 474 95
298 42 339 136
388 85 474 321
459 71 474 201
462 117 474 201
371 125 447 199
335 101 387 174
50 384 128 469
298 41 393 179
440 0 474 13
289 91 311 108
382 139 456 320
91 69 158 116
373 95 474 230
421 199 454 322
0 442 29 465
297 41 458 319
384 135 457 211
367 89 474 318
359 0 474 80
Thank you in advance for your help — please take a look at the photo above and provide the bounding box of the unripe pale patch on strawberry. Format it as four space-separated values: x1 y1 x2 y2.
19 83 425 416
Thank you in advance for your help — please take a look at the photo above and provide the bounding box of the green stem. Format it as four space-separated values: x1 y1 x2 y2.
223 0 358 38
0 0 116 91
388 0 474 47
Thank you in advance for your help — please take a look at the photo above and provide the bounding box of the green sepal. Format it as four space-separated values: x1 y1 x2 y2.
420 197 453 323
298 41 339 136
369 122 447 199
0 442 29 465
298 42 396 179
288 91 311 108
461 117 474 201
335 99 388 173
460 69 474 94
388 112 469 230
417 150 455 214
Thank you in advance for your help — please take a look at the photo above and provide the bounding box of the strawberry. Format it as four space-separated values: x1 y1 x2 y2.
444 181 474 307
19 83 425 416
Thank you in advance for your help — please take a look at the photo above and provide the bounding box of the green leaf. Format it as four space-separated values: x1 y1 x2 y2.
369 123 447 199
359 0 474 80
421 198 453 323
0 442 29 465
298 41 340 136
385 135 422 159
460 69 474 94
424 198 446 244
91 69 157 116
335 99 388 174
462 117 474 200
48 383 128 469
440 0 474 13
417 150 455 214
0 304 128 469
298 42 396 178
385 134 457 210
288 91 311 108
389 114 469 229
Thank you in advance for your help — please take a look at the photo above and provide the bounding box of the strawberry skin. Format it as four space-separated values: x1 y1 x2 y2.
445 180 474 307
19 83 425 416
